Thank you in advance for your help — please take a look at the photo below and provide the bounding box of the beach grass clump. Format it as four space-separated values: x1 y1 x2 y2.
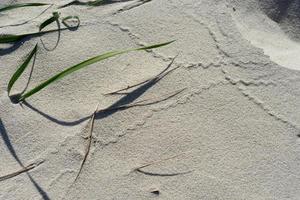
7 44 38 98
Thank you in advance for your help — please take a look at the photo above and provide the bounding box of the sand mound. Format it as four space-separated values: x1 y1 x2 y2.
259 0 300 41
231 0 300 71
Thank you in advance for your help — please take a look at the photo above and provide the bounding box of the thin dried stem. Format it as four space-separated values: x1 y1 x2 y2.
136 169 192 177
0 160 44 182
132 152 192 177
99 88 186 113
105 55 179 95
74 103 99 182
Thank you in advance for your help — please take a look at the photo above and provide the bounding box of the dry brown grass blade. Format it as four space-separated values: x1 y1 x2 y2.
136 168 192 177
74 103 99 182
105 55 178 95
101 88 186 112
0 160 44 182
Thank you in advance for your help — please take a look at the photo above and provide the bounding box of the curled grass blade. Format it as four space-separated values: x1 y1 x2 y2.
1 12 78 44
62 16 80 29
40 13 80 31
18 40 175 102
0 3 50 13
7 44 38 96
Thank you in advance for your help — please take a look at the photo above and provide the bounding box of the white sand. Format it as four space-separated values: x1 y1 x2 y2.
0 0 300 199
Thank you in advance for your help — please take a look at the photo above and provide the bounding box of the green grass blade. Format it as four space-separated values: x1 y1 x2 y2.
7 44 38 95
0 3 50 13
136 41 175 50
88 0 105 6
18 41 175 102
39 12 60 31
58 0 107 8
0 34 26 43
58 0 88 8
0 28 69 44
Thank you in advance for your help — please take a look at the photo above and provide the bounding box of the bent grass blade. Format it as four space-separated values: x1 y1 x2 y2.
62 16 80 29
17 41 175 102
7 44 38 97
39 12 60 31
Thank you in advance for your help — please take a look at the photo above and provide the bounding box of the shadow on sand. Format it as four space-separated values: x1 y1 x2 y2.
23 57 180 126
0 119 51 200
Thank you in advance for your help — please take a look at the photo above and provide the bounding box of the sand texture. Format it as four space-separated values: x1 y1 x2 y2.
1 0 300 199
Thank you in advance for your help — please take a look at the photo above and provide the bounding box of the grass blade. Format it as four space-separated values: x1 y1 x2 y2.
0 27 69 44
62 16 80 29
0 34 25 43
7 44 38 96
59 0 88 8
0 3 50 13
39 12 60 31
0 12 76 44
58 0 112 8
105 55 178 95
75 103 99 182
0 160 44 182
0 5 53 29
18 40 175 102
88 0 106 6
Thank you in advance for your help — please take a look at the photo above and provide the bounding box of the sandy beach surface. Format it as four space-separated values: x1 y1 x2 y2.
1 0 300 199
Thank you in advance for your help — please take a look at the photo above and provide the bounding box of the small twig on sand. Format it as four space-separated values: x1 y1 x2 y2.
0 160 44 181
132 152 192 177
74 103 99 182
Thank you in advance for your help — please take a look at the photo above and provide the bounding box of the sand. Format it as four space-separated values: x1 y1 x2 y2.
0 0 300 199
